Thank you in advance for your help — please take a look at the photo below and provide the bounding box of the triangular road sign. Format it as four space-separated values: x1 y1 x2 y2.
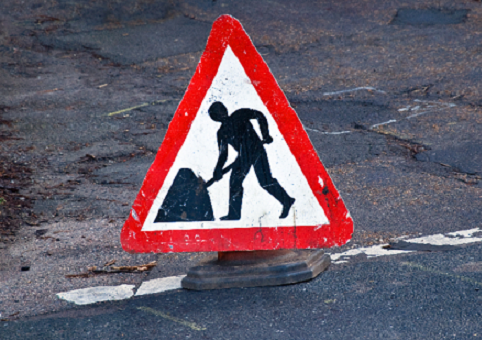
121 15 353 253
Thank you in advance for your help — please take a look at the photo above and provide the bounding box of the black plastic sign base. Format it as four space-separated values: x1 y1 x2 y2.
181 249 331 290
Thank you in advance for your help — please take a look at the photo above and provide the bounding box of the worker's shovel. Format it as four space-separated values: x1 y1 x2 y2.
205 163 234 188
154 164 234 223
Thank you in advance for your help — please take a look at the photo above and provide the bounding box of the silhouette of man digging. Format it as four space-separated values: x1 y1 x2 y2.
209 102 295 221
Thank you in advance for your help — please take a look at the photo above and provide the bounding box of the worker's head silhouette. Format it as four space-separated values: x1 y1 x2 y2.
208 102 228 122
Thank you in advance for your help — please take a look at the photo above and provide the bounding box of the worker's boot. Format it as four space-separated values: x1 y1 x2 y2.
279 197 295 219
263 180 295 219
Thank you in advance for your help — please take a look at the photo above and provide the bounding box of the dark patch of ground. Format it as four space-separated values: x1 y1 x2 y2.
392 8 469 25
416 141 482 175
0 155 33 248
0 110 34 248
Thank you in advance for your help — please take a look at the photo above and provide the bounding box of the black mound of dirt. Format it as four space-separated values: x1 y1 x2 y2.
155 168 214 223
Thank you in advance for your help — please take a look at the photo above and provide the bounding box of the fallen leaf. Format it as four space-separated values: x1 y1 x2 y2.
111 261 157 272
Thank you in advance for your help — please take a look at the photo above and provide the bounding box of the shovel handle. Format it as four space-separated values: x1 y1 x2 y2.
206 163 234 188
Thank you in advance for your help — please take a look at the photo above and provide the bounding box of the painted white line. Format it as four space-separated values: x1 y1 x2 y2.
323 86 386 96
56 227 482 304
57 285 135 305
135 275 186 296
329 227 482 264
406 228 482 246
406 110 431 119
370 119 397 129
303 92 457 136
402 100 456 120
329 244 410 264
370 99 456 128
413 99 456 108
304 127 351 135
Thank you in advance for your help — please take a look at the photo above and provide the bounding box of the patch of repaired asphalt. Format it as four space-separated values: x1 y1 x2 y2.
37 16 212 65
392 9 469 26
307 131 388 168
415 141 482 175
303 100 399 131
330 155 482 236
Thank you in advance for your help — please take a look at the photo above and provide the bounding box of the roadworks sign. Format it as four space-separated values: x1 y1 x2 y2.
121 15 353 253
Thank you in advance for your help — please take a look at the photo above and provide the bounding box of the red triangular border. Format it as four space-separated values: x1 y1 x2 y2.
121 15 353 253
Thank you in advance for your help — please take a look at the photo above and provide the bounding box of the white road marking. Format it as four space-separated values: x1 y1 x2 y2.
329 227 482 264
135 275 186 296
413 99 456 107
406 228 482 246
306 96 456 135
56 228 482 304
322 86 387 96
406 110 431 119
57 284 135 305
304 127 351 135
370 119 397 129
329 244 410 264
403 99 456 119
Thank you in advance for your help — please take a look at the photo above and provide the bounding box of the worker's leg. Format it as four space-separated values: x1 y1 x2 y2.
253 150 295 219
220 160 248 221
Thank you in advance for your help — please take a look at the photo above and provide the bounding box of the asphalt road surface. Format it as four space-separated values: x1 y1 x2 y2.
1 244 482 340
1 0 481 339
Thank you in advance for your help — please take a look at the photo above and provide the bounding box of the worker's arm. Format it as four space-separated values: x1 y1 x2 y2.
243 109 273 144
213 132 228 181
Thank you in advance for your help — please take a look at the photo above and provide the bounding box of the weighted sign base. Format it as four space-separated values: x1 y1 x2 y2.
181 249 330 290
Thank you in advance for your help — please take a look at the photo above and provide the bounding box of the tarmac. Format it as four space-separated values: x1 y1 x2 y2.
0 0 481 338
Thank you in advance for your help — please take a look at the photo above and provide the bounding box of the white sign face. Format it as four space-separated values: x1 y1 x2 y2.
142 46 328 231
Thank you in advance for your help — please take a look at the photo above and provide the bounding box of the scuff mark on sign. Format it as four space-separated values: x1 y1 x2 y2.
131 209 139 222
